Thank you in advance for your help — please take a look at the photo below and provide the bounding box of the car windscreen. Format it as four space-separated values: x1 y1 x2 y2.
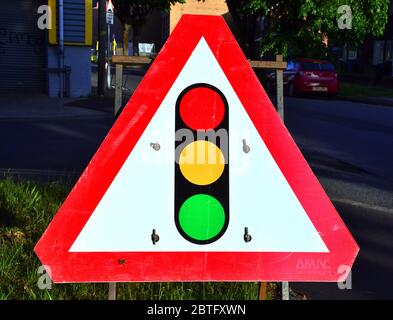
302 62 336 72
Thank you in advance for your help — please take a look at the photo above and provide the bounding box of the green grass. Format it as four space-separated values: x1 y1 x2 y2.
339 82 393 98
0 179 277 300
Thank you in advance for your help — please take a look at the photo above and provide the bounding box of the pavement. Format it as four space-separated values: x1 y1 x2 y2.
0 71 143 122
0 94 114 121
0 93 117 183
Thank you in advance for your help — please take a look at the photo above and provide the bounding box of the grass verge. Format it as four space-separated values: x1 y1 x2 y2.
0 179 278 300
339 82 393 99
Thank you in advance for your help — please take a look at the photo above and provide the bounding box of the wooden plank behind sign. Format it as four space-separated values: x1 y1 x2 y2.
112 56 287 70
249 60 287 70
111 56 153 65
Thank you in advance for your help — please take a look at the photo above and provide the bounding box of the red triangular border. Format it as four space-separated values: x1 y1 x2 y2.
35 15 359 283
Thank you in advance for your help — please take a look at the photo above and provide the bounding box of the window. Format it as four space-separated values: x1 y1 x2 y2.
48 0 93 46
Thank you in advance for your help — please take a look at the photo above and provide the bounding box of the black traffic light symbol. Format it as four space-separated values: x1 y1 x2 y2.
175 83 229 244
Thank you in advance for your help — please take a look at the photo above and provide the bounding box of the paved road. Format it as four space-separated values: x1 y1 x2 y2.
1 96 392 299
0 115 113 182
284 97 393 299
285 97 393 183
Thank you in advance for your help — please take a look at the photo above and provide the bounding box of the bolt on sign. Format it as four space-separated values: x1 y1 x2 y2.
35 15 359 283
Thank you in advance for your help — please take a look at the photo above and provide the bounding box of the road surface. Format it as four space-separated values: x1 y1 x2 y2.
284 97 393 299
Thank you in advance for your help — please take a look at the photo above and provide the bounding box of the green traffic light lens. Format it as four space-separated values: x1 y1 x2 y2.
179 194 225 242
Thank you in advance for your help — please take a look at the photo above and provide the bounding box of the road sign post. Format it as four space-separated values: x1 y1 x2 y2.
106 0 114 89
276 55 284 119
276 53 288 300
114 49 124 116
258 282 268 300
35 14 358 286
97 0 107 96
107 24 111 89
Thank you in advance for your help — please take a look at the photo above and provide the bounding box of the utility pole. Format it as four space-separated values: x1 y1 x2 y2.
98 0 107 96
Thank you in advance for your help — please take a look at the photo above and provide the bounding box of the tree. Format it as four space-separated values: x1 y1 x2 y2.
112 0 184 55
226 0 390 59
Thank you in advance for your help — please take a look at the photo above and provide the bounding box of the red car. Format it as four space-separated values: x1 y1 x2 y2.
266 58 339 96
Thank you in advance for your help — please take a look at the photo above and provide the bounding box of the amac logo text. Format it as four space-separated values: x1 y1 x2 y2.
296 259 331 273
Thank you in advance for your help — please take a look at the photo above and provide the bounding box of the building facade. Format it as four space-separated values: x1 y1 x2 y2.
0 0 92 97
338 1 393 78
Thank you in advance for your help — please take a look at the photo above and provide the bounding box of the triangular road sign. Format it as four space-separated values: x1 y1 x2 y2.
35 15 359 283
106 0 114 13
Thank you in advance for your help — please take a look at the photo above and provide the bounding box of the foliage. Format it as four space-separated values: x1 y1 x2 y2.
112 0 185 54
112 0 178 27
226 0 390 59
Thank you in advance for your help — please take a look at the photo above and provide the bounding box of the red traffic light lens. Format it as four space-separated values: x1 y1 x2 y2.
179 85 225 130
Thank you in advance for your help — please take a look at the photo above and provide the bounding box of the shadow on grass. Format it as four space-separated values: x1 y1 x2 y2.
0 207 18 227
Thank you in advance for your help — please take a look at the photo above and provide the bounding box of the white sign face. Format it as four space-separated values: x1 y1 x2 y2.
138 43 155 56
106 12 114 25
69 37 328 254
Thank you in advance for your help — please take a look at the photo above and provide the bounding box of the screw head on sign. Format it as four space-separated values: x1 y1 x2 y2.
242 139 250 154
151 229 160 245
244 227 252 243
150 143 161 151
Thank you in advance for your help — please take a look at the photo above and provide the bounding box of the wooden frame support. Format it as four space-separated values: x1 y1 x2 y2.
108 282 117 300
275 55 285 119
112 56 287 117
111 55 153 65
114 49 124 116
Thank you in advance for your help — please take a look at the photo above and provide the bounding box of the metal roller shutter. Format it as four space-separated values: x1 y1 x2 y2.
0 0 46 93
